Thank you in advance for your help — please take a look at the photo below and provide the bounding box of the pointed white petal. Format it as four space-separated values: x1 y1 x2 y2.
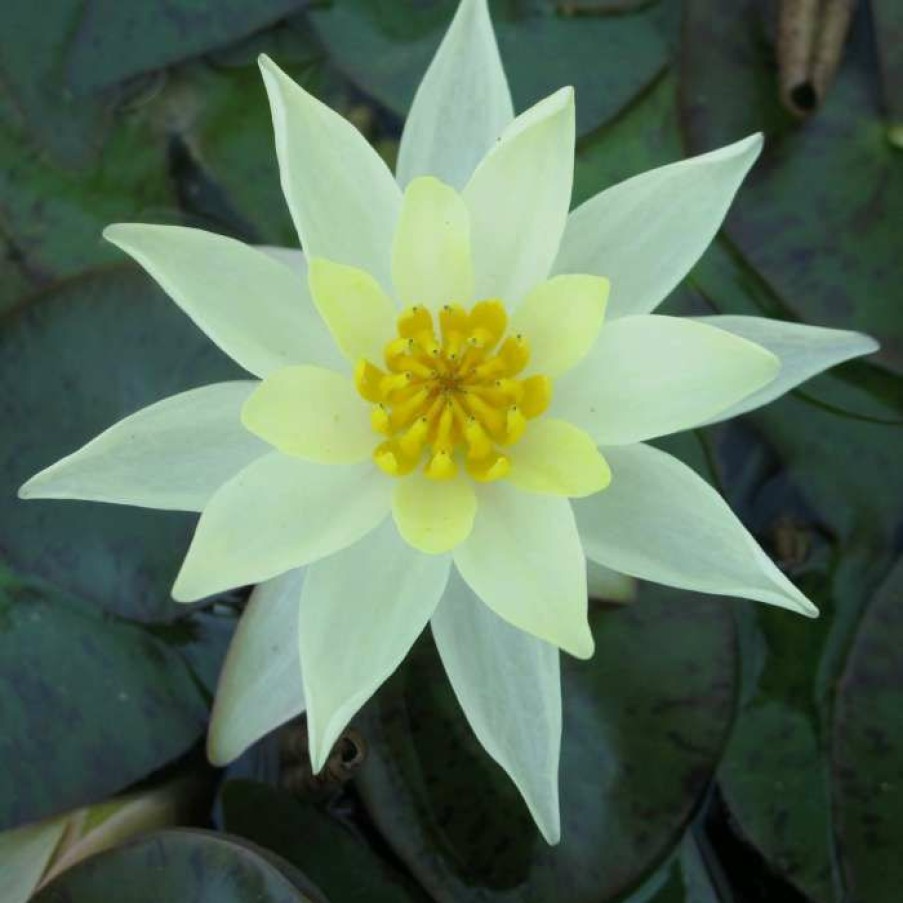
552 315 778 446
208 568 306 765
104 225 340 377
391 177 473 312
259 55 401 293
397 0 513 190
554 134 763 318
454 482 593 658
574 444 817 616
464 88 575 305
173 454 391 602
431 570 562 843
0 815 67 903
695 316 880 422
300 520 450 771
19 383 266 512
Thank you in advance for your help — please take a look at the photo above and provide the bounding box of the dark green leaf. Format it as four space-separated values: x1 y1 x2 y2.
32 829 322 902
354 586 737 902
65 1 310 94
0 571 208 831
222 779 429 902
833 555 903 903
0 265 243 621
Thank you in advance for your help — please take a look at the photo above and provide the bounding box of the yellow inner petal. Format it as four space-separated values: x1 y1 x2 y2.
354 300 552 481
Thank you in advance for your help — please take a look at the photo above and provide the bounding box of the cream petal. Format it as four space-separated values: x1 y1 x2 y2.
300 520 450 771
454 482 593 658
392 471 477 554
397 0 513 190
431 569 562 843
242 366 373 463
172 454 391 602
464 88 575 305
207 568 306 766
391 177 473 312
256 245 307 280
511 274 609 378
259 55 401 293
307 258 397 362
553 134 763 319
695 316 880 422
574 443 818 616
19 383 266 512
587 560 637 603
507 419 611 498
552 315 779 446
104 224 340 377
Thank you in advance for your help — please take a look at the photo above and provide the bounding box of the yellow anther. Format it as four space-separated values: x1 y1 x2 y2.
426 449 457 480
467 452 510 482
355 301 550 482
398 305 432 338
371 404 390 435
464 417 493 460
520 375 552 418
355 359 386 403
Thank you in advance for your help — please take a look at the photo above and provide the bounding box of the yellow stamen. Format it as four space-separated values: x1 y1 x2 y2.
355 301 552 480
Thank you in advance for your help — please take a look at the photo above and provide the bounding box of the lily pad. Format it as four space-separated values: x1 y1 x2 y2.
65 1 311 95
32 829 323 902
221 779 429 902
833 556 903 903
0 265 243 621
307 0 670 138
0 570 209 832
354 585 737 902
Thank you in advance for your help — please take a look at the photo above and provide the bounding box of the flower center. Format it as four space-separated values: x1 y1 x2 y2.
354 301 551 481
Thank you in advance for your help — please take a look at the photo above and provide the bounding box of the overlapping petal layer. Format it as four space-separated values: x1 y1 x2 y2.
554 134 763 319
259 55 401 292
432 570 562 843
299 520 450 770
104 224 341 377
574 443 817 616
393 472 477 554
173 455 391 602
19 382 266 512
397 0 513 190
553 315 779 445
208 568 306 765
454 482 593 657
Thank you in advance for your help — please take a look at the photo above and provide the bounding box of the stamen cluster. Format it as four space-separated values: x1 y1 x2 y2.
354 301 551 480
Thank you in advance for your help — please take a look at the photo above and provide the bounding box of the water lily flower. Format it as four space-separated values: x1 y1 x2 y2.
19 0 877 844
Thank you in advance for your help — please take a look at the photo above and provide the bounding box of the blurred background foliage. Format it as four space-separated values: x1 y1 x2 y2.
1 0 901 901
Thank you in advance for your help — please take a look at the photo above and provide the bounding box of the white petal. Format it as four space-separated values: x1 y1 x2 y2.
397 0 513 190
259 55 401 293
552 315 779 446
256 245 306 280
104 224 340 377
553 134 763 319
172 454 391 602
19 383 266 512
299 520 450 771
207 568 306 765
695 316 880 422
454 482 593 658
574 443 817 616
431 570 562 843
0 815 67 903
464 88 575 305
